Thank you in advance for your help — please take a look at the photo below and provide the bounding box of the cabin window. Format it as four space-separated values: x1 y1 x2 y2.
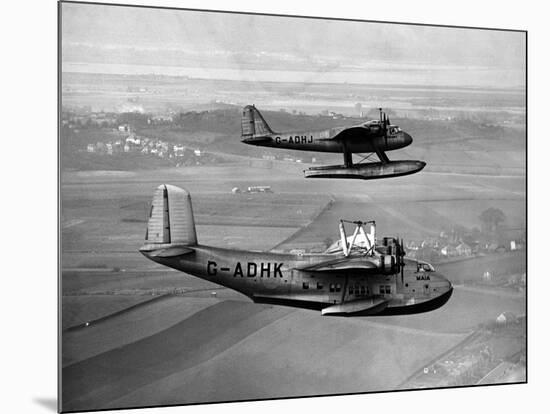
317 282 323 290
329 284 335 292
336 283 341 292
379 285 384 295
354 286 360 295
348 286 353 294
360 286 366 296
385 285 391 294
302 282 309 290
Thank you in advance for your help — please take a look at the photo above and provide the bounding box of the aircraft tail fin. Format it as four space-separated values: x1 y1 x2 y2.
143 184 197 247
241 105 274 138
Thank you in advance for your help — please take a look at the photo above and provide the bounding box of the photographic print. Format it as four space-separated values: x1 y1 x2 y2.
59 1 526 412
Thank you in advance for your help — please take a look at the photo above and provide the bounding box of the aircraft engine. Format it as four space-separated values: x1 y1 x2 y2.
377 237 403 275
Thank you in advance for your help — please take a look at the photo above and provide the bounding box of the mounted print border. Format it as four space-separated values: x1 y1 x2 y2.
59 1 527 412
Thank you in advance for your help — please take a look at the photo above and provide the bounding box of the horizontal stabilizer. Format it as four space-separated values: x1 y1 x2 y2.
140 245 195 257
321 298 388 316
241 136 273 145
297 256 378 273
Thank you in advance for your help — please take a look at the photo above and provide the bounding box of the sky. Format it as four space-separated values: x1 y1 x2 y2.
61 2 526 88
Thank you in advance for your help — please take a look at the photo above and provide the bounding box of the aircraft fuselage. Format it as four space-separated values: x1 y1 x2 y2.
240 105 424 180
141 244 453 315
242 128 412 154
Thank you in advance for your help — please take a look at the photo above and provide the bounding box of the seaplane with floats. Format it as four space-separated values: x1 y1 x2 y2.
140 184 452 316
240 105 426 180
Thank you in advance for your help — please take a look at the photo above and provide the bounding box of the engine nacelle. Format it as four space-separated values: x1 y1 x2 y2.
376 237 404 274
379 254 399 275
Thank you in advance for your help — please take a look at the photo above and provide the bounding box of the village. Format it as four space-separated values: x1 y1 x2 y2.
61 107 332 167
404 226 526 263
61 109 222 167
84 127 206 165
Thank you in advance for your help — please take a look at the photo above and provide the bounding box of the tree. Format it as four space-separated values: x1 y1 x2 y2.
479 208 506 234
451 224 469 242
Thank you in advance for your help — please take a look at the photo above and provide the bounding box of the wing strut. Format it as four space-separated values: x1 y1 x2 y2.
374 146 390 164
342 142 353 168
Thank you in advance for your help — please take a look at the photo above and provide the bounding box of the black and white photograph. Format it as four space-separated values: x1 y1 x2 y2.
57 1 527 412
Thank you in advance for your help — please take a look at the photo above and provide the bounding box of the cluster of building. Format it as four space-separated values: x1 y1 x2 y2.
86 130 204 161
405 231 525 262
231 186 273 194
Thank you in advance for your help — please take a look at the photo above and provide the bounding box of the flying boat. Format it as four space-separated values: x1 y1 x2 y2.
140 185 452 316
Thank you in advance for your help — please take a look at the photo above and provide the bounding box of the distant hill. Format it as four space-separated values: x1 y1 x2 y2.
60 106 525 174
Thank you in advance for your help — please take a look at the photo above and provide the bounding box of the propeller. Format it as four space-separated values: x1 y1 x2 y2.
399 238 405 283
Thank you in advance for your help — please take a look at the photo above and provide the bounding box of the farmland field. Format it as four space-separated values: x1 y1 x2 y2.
60 156 525 411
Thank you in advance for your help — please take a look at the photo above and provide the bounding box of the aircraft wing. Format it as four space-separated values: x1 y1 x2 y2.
323 125 371 141
296 256 379 273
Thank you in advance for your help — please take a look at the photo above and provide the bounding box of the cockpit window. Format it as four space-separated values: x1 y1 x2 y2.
417 262 435 272
364 120 381 127
364 120 381 131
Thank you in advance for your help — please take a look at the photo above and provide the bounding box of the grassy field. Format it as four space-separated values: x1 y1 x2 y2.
61 166 331 343
62 294 159 330
61 168 331 263
437 251 526 284
62 297 223 367
61 299 467 411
